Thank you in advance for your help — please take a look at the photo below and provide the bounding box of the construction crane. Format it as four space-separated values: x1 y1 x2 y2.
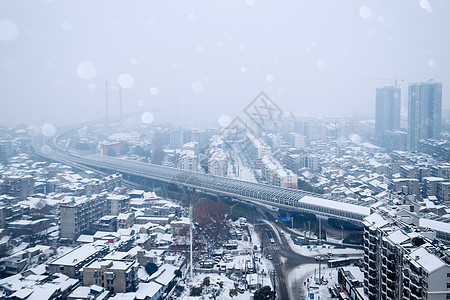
362 77 406 88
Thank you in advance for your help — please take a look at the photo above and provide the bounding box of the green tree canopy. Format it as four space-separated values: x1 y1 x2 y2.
145 262 158 276
253 286 276 300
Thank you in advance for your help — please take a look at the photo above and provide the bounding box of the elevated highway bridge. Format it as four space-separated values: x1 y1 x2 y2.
32 128 372 223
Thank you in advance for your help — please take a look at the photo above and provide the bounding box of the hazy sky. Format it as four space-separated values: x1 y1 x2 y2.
1 0 449 128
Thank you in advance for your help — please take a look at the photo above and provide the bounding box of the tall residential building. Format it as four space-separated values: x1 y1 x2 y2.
363 211 450 300
375 86 401 137
408 80 442 150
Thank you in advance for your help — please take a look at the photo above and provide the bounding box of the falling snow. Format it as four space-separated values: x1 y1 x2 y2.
141 112 154 124
150 87 159 95
77 61 97 80
428 58 436 68
218 115 232 127
316 59 327 70
359 6 372 19
41 123 56 137
117 73 135 89
0 18 19 42
192 80 204 93
266 74 274 82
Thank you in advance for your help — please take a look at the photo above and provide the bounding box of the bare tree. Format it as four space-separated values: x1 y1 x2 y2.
193 198 229 244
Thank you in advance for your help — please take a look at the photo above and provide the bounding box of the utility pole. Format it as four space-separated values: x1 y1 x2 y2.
308 221 311 238
318 217 321 245
189 206 193 285
318 256 322 284
271 270 276 291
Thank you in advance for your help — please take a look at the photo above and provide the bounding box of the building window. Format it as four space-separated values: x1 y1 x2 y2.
447 283 450 289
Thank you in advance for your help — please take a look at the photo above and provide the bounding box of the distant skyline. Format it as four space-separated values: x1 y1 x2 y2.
1 0 450 128
408 80 442 150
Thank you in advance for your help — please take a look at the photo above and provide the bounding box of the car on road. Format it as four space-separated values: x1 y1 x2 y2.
315 256 325 261
270 238 275 244
266 254 273 260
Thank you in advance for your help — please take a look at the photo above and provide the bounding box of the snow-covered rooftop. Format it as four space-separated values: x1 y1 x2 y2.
299 195 370 216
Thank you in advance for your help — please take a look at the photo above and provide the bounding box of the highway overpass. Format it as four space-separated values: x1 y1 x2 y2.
32 131 372 223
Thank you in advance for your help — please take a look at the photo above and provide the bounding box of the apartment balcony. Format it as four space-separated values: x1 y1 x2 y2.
386 254 396 262
386 262 395 271
386 270 396 281
403 278 409 287
403 288 410 298
410 285 422 298
368 286 378 295
410 273 422 287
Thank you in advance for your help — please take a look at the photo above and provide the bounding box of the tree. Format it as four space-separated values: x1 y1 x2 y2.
190 286 202 296
202 277 210 287
229 288 238 299
253 286 276 300
134 145 150 157
193 198 229 243
151 132 168 165
145 262 158 276
174 269 182 277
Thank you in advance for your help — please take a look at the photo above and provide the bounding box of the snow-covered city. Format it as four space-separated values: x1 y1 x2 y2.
1 1 450 299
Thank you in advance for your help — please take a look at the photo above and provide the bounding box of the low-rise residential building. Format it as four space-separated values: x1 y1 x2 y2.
107 194 130 216
179 150 197 172
117 212 135 229
437 181 450 202
208 148 228 177
390 178 420 199
48 244 109 279
60 194 107 240
422 177 447 199
337 267 367 300
247 134 271 159
82 259 139 294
